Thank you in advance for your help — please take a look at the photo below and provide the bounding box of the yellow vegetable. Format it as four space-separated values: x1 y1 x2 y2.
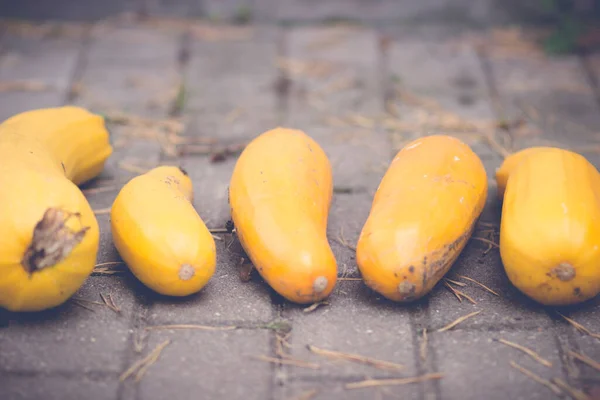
356 135 488 302
499 147 600 305
111 166 216 296
495 146 554 199
229 127 337 304
0 106 112 312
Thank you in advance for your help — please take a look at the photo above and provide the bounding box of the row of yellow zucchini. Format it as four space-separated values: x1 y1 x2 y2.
0 106 598 312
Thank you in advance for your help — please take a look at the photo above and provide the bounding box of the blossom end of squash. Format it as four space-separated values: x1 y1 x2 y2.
178 264 196 281
312 276 328 293
551 263 576 282
398 280 416 299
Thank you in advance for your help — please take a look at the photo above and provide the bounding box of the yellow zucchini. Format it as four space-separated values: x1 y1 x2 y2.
0 106 112 312
228 127 337 304
356 135 488 302
499 147 600 305
111 166 216 296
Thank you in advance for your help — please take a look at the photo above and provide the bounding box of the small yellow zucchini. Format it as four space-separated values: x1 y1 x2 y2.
499 147 600 305
0 106 111 312
356 135 488 302
111 166 216 296
228 127 337 304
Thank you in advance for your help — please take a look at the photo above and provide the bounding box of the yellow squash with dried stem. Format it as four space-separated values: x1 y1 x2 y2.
498 147 600 305
357 135 488 302
229 127 337 304
0 106 112 312
111 166 216 296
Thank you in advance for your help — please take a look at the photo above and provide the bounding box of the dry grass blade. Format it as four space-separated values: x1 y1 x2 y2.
345 372 443 389
119 340 171 382
420 329 428 362
456 275 499 296
568 350 600 371
307 345 404 371
303 301 329 313
495 339 552 367
72 299 96 312
558 313 600 340
93 208 111 215
444 281 463 303
551 378 591 400
82 185 118 195
437 310 481 332
293 389 319 400
481 129 511 159
334 227 356 251
477 221 497 228
445 278 466 287
119 162 149 174
338 277 362 281
251 355 320 370
145 324 237 331
471 236 499 248
509 361 562 396
100 293 121 314
0 80 52 92
209 228 230 233
72 297 105 306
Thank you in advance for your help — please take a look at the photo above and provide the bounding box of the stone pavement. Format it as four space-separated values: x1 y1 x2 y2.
0 10 600 400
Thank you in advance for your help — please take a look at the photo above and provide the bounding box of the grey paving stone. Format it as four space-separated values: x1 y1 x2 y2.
147 236 274 324
0 33 82 120
285 26 392 191
385 27 502 177
0 276 138 373
134 328 271 400
281 281 416 380
0 0 137 21
87 25 180 65
0 374 118 400
434 329 567 400
487 51 600 150
279 379 420 400
275 0 493 25
182 26 280 139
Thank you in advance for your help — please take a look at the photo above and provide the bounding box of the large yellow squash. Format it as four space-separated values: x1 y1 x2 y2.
0 106 112 312
111 166 216 296
228 127 337 304
498 147 600 305
356 135 488 302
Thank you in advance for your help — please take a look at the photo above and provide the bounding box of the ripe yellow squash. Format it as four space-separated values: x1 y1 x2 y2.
498 147 600 305
229 127 337 304
495 146 554 199
111 166 216 296
356 135 488 302
0 106 112 312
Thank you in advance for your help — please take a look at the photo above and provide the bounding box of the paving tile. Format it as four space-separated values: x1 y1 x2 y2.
0 33 83 120
434 329 567 400
281 281 416 380
274 0 493 24
182 25 280 139
278 378 421 400
385 27 502 177
487 49 600 151
0 276 139 373
134 329 271 400
285 26 392 192
0 373 118 400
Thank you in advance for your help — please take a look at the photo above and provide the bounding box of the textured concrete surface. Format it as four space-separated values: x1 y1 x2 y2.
1 12 600 400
